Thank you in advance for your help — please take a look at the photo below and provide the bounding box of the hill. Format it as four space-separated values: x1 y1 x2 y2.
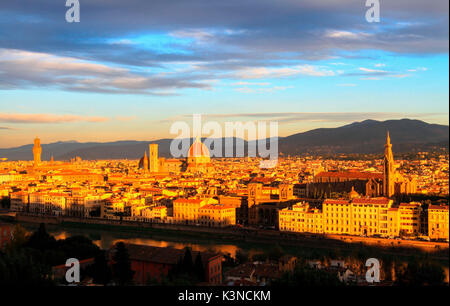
0 119 448 160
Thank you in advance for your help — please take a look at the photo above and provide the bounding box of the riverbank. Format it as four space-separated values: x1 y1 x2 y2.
6 213 448 262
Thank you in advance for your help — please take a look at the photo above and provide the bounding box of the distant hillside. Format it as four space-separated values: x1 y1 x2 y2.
0 119 448 161
278 119 449 155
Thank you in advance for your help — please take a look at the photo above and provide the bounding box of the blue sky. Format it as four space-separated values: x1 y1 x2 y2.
0 0 448 147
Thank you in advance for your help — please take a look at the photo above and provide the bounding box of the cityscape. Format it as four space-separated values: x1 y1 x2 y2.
0 0 449 298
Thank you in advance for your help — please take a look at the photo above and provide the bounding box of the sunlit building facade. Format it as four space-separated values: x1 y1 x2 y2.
428 205 449 241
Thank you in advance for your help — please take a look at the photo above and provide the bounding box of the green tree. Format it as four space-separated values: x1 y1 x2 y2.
112 242 134 286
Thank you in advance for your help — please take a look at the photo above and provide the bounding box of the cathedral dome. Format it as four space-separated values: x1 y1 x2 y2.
188 138 210 158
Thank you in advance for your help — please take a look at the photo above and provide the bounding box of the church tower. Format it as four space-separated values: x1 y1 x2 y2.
149 144 159 172
143 151 149 173
33 137 42 166
383 131 395 197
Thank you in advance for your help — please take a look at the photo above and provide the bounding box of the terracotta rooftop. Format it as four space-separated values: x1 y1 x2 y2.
315 171 383 180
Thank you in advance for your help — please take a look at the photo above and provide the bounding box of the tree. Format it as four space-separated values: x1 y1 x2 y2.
88 250 112 285
25 223 56 251
181 247 193 274
272 264 343 286
396 261 445 286
267 245 283 261
194 253 205 282
112 242 134 286
5 224 28 252
235 250 249 264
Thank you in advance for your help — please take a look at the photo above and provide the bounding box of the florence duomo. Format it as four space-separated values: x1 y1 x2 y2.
139 137 214 175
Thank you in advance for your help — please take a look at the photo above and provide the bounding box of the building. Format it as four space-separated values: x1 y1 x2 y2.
311 132 416 198
10 191 29 212
313 172 383 197
33 137 42 166
383 131 417 197
139 138 213 174
109 243 223 285
198 204 236 227
173 197 218 225
29 192 67 216
397 202 422 236
428 205 449 241
149 144 159 173
280 197 395 237
279 202 323 233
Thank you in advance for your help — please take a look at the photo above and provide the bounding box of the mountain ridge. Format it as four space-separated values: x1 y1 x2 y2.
0 119 448 160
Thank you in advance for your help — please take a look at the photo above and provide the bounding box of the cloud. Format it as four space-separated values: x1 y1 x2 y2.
234 65 335 79
325 30 371 40
0 0 446 73
342 67 413 80
0 113 109 124
359 67 387 73
0 126 12 130
0 0 447 97
160 112 445 124
0 49 212 95
230 81 271 86
407 67 428 72
234 86 293 94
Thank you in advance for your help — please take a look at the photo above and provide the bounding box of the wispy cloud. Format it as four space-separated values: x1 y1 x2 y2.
159 112 445 124
0 49 212 95
0 113 109 124
234 65 335 79
234 86 293 94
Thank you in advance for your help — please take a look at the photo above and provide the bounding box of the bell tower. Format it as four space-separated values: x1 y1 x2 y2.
149 144 159 172
383 131 395 197
33 137 42 166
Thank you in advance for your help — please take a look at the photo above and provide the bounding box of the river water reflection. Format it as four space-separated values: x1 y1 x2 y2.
21 222 449 283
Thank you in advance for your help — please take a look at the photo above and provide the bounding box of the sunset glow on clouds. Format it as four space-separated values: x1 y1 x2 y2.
0 0 448 147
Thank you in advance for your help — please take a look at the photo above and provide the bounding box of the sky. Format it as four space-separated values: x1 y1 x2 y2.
0 0 448 148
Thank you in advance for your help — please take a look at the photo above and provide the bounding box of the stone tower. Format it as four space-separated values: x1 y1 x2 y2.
383 131 395 197
33 137 42 166
143 151 149 173
149 144 159 173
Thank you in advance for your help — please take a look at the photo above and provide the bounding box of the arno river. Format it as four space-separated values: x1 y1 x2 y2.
19 222 449 282
21 222 258 257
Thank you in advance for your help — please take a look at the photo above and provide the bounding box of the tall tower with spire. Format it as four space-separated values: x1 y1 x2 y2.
32 137 42 166
383 131 395 197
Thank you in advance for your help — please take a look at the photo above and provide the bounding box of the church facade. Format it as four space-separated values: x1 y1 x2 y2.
382 131 416 197
139 138 214 174
311 132 416 198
